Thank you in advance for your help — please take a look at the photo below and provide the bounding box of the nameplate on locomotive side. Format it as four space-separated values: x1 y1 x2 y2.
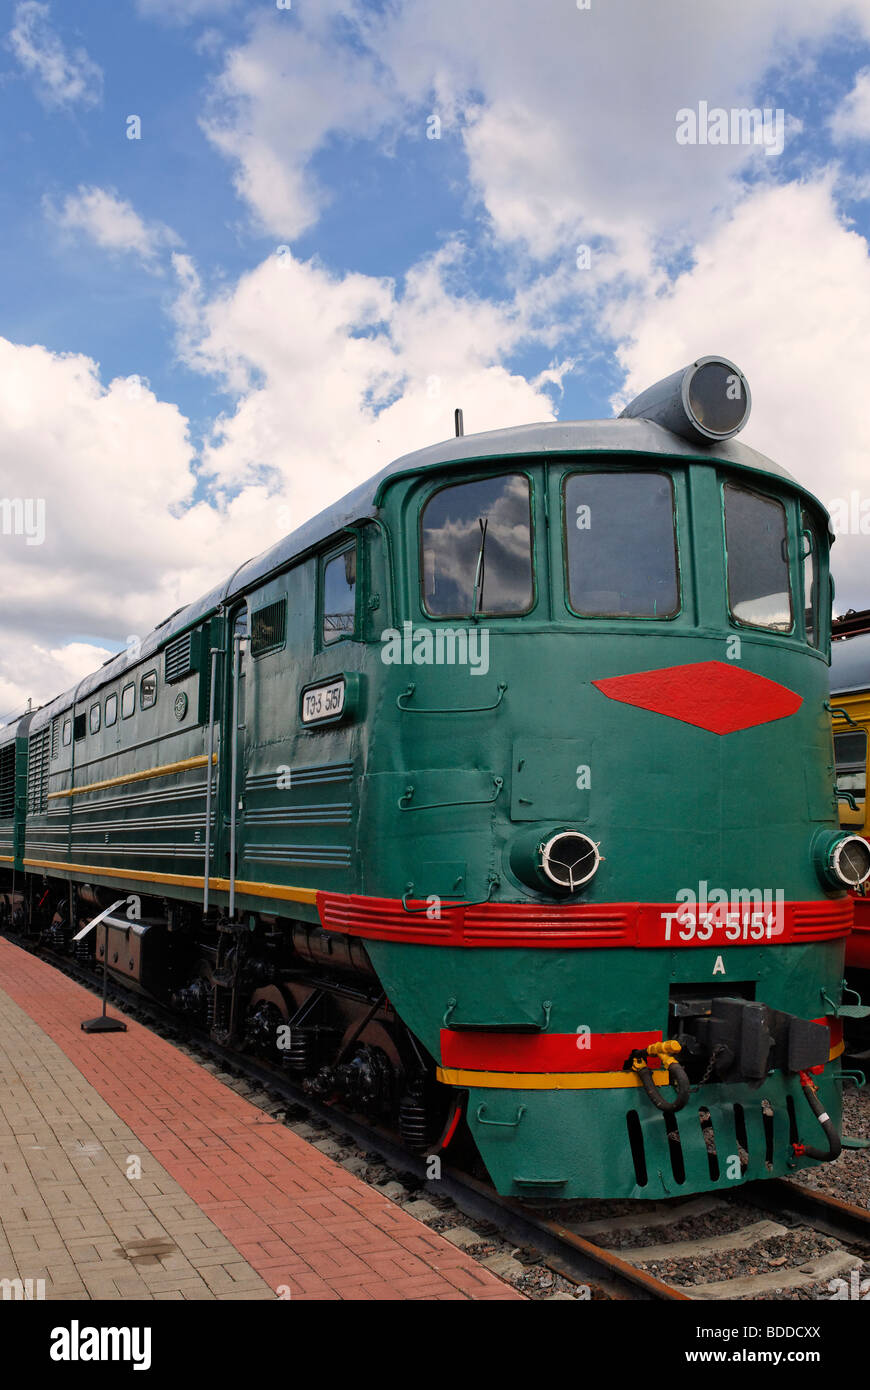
301 677 346 724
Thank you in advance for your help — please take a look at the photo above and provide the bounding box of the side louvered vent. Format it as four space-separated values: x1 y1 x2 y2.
252 599 287 658
27 728 50 815
51 717 61 759
164 632 193 684
0 744 15 819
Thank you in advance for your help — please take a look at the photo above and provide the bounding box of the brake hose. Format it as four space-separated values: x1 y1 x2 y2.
792 1071 842 1163
629 1041 690 1114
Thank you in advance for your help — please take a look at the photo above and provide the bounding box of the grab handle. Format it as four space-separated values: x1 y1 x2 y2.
399 777 503 812
476 1104 526 1128
397 682 507 713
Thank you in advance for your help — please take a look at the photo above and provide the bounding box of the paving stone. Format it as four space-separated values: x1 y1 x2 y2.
0 939 522 1303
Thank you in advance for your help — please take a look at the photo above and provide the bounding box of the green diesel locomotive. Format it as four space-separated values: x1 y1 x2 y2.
1 355 867 1199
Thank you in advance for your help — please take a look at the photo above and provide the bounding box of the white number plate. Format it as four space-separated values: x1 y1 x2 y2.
302 678 345 723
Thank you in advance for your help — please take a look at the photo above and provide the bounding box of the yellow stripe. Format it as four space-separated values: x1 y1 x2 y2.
436 1067 671 1090
440 1046 847 1088
46 754 216 801
20 857 318 906
0 855 13 863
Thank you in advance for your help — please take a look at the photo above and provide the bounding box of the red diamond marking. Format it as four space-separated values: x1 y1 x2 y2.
592 660 802 735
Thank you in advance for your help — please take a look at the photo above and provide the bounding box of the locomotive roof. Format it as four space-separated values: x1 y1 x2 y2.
30 416 829 725
0 711 31 745
226 418 819 603
830 630 870 695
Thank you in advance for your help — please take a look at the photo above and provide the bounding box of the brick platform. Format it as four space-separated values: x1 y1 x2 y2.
0 938 521 1300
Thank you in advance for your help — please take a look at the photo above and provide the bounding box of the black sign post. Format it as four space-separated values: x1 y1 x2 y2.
73 898 128 1034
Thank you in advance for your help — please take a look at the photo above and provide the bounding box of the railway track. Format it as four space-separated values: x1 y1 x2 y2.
6 931 869 1303
519 1180 870 1300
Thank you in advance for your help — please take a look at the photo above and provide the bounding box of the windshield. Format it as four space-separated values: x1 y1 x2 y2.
421 473 533 617
564 470 679 618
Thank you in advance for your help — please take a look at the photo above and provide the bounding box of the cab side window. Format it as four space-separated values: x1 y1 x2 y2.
723 485 792 632
140 671 158 710
322 545 357 645
801 510 822 649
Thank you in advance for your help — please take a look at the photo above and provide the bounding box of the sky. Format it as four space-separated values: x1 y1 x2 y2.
2 0 870 721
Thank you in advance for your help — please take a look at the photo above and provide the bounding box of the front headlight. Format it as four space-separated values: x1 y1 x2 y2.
813 831 870 889
510 827 601 894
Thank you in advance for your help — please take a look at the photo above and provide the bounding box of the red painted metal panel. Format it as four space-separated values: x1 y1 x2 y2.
316 892 853 950
847 896 870 970
592 660 802 734
812 1016 844 1049
439 1028 663 1072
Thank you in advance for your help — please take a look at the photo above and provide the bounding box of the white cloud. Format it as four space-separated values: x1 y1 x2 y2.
8 1 102 110
0 643 114 728
200 10 394 240
831 67 870 141
47 186 179 268
11 0 870 713
610 176 870 609
175 240 556 518
0 233 559 710
0 335 286 710
197 0 870 267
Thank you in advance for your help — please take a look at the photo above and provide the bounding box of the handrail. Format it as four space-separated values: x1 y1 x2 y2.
396 682 507 713
401 874 500 914
203 645 222 913
228 624 248 918
398 776 503 812
826 702 859 727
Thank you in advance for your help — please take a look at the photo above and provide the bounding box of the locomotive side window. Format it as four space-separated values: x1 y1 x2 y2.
322 546 357 644
140 670 158 710
421 474 533 617
89 703 101 735
121 683 135 719
801 510 821 648
105 693 118 727
834 730 867 802
724 485 792 632
62 719 71 746
564 471 679 618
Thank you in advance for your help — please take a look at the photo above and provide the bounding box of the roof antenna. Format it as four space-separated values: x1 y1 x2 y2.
454 408 464 438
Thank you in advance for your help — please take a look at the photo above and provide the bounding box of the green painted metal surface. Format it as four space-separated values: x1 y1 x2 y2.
7 435 856 1197
459 1071 844 1201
